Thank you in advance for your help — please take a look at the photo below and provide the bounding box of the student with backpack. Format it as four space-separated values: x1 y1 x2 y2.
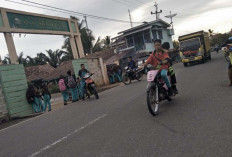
35 90 44 112
66 70 78 102
26 84 39 113
59 75 69 105
42 84 52 112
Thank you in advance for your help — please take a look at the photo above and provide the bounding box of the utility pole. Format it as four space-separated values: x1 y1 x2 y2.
151 2 162 20
128 9 133 28
84 15 89 30
165 11 177 29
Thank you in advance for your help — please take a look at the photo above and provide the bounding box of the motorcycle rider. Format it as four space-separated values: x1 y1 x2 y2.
128 56 136 70
141 39 173 96
127 56 136 77
78 64 89 100
225 38 232 86
162 42 178 94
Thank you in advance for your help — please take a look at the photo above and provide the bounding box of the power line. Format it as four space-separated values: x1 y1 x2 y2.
5 0 142 24
111 0 139 8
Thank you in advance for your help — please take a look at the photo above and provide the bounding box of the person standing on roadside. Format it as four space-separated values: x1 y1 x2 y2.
26 84 39 113
78 64 89 100
66 70 78 102
42 84 52 112
59 75 69 105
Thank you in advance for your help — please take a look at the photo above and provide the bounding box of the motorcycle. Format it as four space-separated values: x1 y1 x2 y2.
146 65 176 116
122 66 143 85
83 73 99 99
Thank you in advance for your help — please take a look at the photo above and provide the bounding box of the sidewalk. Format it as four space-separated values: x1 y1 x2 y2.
50 82 123 110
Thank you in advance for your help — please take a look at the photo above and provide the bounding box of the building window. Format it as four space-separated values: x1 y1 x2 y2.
144 30 151 43
152 30 157 40
134 32 145 51
158 30 163 40
126 35 134 47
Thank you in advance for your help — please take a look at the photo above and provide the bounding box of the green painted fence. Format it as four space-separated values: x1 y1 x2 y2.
0 64 34 118
0 81 8 120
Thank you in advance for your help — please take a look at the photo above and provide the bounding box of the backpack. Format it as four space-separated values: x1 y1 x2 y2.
27 96 35 104
67 76 76 88
59 79 67 92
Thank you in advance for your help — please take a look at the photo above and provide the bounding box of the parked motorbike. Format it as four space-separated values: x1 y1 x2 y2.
83 73 99 99
123 66 143 85
146 65 176 116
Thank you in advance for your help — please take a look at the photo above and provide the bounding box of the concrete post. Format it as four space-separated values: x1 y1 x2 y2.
75 35 85 58
69 36 79 59
4 33 18 64
1 9 18 64
74 21 85 58
99 58 109 85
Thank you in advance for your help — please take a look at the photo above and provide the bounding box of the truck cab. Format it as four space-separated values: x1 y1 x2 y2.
179 31 211 67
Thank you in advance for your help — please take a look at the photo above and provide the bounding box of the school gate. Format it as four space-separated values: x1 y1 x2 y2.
0 7 85 119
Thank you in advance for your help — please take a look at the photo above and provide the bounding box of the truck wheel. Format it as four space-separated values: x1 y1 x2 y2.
183 63 187 67
201 57 206 63
208 54 211 60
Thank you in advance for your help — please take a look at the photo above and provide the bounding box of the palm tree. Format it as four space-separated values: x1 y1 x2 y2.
60 50 73 62
26 56 37 66
208 29 214 36
92 37 103 53
102 36 111 49
46 49 65 67
62 16 95 55
18 52 27 65
2 55 11 64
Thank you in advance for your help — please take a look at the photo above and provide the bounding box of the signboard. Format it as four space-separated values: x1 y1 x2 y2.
7 12 70 32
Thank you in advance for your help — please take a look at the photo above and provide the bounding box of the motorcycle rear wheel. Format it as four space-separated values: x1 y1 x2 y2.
123 74 131 85
147 85 159 116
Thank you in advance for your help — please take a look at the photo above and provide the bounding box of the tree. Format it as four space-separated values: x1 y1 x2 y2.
62 16 95 55
208 29 214 36
210 33 230 46
172 40 179 49
45 49 65 68
92 37 103 53
18 52 27 65
2 55 11 64
102 36 111 49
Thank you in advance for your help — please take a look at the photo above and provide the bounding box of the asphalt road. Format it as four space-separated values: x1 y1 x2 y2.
0 52 231 157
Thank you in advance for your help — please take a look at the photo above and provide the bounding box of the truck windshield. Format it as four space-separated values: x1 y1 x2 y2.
180 38 200 52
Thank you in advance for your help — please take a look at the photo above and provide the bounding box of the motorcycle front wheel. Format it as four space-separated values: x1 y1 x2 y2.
91 86 99 99
147 85 159 116
136 72 143 81
123 74 131 85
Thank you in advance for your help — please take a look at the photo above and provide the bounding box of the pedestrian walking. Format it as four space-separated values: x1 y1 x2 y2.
42 84 52 112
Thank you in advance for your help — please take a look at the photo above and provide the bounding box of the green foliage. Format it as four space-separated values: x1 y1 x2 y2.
173 40 179 49
49 84 60 94
210 33 230 46
2 55 11 64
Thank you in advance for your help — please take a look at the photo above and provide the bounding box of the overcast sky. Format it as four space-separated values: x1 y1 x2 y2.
0 0 232 58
